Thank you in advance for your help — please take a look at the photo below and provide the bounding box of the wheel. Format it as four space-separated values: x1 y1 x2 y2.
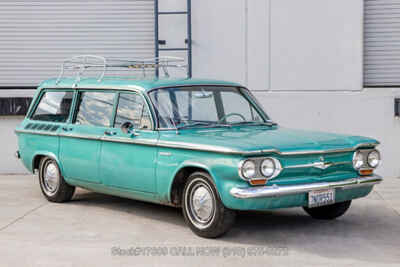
38 157 75 203
182 172 236 238
303 200 352 220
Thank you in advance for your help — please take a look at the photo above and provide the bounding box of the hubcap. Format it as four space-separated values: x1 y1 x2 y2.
43 162 59 195
190 183 215 225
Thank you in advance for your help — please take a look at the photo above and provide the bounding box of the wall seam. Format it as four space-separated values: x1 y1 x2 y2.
268 0 272 91
244 0 249 86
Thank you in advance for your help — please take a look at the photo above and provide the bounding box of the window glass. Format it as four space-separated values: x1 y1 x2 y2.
31 91 73 122
221 91 261 122
75 92 115 127
149 86 266 129
115 93 152 129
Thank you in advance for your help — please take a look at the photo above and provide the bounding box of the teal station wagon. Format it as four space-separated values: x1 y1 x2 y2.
15 56 383 238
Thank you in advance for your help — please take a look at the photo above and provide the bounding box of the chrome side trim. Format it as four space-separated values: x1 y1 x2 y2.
156 140 238 154
15 129 379 156
155 141 378 156
60 133 100 141
101 136 158 146
14 129 58 137
230 175 383 199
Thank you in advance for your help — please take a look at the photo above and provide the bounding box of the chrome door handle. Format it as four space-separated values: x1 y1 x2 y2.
104 130 117 136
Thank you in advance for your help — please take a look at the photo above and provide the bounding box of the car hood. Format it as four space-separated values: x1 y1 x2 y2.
158 126 379 154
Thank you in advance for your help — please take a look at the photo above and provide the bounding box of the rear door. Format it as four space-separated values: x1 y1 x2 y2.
59 90 116 183
100 91 159 193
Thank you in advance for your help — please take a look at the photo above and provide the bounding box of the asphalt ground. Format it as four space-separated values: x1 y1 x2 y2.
0 174 399 267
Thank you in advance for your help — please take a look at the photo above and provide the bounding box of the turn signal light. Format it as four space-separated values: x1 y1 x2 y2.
359 169 373 176
249 179 267 186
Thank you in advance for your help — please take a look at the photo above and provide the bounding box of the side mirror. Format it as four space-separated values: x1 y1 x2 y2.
121 121 134 134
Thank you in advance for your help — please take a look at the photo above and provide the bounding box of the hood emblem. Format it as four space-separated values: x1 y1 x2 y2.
312 157 332 170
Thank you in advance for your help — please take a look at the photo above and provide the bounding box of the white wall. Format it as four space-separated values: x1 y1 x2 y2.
190 0 398 178
0 116 27 174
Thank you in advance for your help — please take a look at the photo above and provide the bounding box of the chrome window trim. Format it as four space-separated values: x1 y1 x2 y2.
146 85 271 130
42 86 158 131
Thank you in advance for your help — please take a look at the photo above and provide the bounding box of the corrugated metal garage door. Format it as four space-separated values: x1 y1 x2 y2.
0 0 154 87
364 0 400 86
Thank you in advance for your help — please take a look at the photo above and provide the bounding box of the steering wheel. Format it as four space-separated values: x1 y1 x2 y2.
218 113 246 123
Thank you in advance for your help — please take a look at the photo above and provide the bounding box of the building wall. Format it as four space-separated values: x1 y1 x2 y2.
1 0 399 178
190 0 398 178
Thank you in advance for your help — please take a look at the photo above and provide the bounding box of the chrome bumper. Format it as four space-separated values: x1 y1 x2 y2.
230 175 382 199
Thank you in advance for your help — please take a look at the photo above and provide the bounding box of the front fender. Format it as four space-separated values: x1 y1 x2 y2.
155 148 244 205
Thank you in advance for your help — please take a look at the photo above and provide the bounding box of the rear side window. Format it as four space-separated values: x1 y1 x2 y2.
75 91 115 127
31 91 73 122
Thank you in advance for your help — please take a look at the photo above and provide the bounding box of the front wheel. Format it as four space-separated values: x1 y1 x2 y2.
182 172 236 238
39 157 75 203
303 200 352 220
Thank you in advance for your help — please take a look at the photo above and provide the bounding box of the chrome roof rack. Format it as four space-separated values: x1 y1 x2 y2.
55 55 188 86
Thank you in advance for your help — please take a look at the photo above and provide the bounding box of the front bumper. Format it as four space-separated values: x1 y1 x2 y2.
230 175 382 199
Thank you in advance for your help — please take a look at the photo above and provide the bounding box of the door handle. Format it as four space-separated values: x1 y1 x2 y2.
104 130 117 136
62 127 73 131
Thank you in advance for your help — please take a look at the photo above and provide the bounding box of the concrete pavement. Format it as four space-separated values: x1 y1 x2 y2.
0 174 399 267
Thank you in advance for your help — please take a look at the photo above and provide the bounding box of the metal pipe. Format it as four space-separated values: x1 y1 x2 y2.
187 0 192 78
154 0 159 78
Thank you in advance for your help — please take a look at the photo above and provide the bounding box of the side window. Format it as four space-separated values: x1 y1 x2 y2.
75 91 115 127
31 91 73 122
115 93 152 130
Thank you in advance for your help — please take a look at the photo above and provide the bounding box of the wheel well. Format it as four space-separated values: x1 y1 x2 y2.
170 166 210 207
32 155 45 173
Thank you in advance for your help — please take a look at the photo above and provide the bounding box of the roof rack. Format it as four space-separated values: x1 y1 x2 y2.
55 55 188 86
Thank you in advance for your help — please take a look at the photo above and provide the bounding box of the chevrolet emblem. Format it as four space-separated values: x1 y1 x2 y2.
312 158 333 170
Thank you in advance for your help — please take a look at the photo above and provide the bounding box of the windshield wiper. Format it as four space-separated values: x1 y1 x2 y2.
229 121 277 126
176 121 214 130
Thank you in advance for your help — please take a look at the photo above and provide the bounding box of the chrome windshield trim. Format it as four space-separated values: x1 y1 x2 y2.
230 175 383 199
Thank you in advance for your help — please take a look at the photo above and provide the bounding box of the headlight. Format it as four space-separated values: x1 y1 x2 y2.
367 150 381 168
261 158 275 177
352 151 364 170
241 160 256 179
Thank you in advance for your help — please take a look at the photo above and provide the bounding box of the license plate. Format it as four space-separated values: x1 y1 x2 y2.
308 189 335 208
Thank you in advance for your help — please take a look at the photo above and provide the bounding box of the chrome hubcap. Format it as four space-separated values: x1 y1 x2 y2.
190 184 214 224
43 162 59 195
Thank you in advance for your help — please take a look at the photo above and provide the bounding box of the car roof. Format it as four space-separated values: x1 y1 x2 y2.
38 77 243 93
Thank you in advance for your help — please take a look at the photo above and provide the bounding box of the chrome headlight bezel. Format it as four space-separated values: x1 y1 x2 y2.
260 157 282 178
239 160 256 180
367 150 381 168
352 151 364 170
238 157 282 181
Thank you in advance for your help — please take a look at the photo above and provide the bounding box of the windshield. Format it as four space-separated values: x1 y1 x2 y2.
148 86 271 129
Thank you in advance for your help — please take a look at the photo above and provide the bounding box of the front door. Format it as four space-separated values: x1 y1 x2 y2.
60 90 116 183
100 91 158 193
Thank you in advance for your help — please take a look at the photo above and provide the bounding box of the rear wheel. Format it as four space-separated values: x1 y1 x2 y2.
39 157 75 203
303 200 352 220
182 172 236 238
